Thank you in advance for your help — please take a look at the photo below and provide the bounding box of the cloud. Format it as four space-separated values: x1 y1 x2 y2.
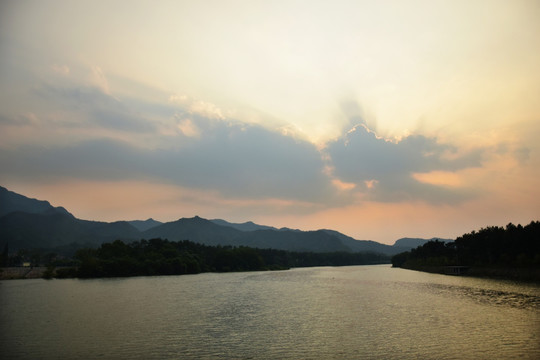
175 117 201 138
325 122 484 203
0 66 343 207
189 100 225 120
51 64 70 76
88 66 110 94
1 60 525 210
33 83 156 133
1 81 499 210
0 117 337 204
169 94 226 120
0 112 40 127
514 147 530 164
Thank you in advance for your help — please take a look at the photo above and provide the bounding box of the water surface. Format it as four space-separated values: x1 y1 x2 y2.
1 265 539 359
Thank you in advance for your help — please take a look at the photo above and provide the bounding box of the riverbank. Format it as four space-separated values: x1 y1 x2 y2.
0 266 77 280
0 267 47 280
394 265 540 282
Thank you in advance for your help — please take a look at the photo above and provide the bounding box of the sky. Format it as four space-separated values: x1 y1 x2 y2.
1 0 539 244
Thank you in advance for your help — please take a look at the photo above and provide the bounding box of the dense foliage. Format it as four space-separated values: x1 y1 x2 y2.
392 221 540 271
72 238 389 278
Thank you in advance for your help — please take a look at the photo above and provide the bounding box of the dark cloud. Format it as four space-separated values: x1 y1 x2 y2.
184 122 333 200
0 118 336 203
1 78 336 204
325 123 483 203
33 84 157 133
0 113 32 126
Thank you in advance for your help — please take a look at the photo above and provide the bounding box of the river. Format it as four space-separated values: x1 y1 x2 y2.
1 265 539 359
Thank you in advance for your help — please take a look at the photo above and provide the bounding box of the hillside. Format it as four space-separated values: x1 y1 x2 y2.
392 222 540 281
322 229 405 256
0 186 445 256
142 216 246 247
0 186 71 217
0 212 141 251
128 218 162 231
392 237 452 249
210 219 278 232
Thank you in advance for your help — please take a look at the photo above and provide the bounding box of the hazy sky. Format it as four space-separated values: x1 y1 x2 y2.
1 0 539 244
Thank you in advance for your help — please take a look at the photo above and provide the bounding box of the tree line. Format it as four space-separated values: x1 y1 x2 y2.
391 221 540 279
38 238 389 278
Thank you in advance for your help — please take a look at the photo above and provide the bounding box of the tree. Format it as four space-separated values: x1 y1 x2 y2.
1 243 8 267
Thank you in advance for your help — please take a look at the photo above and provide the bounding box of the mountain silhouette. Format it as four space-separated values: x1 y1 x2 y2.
210 219 278 232
0 186 443 255
142 216 245 247
128 218 163 231
322 229 407 256
392 237 451 248
0 186 72 217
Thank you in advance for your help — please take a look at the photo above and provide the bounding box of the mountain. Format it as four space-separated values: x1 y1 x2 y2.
214 220 435 254
143 221 446 255
213 219 302 233
128 218 162 232
143 216 245 246
0 211 141 251
0 186 141 251
0 211 96 250
0 186 449 256
322 230 405 255
81 219 141 242
393 237 453 249
211 219 278 232
148 217 351 252
0 186 72 217
245 229 351 252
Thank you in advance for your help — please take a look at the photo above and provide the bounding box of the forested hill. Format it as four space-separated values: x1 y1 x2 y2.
392 221 540 280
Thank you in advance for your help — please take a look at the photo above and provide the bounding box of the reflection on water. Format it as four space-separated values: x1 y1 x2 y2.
1 265 539 359
419 282 540 310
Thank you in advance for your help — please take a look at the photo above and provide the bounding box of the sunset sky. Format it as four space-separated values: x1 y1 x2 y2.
1 0 539 244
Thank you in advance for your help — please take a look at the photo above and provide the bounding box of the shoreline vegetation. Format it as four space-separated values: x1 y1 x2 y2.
391 221 540 282
0 238 389 280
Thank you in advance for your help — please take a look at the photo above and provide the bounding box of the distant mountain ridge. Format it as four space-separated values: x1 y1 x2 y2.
0 211 141 251
128 218 163 232
322 229 400 254
0 186 72 217
393 237 452 249
142 217 353 252
0 186 447 255
210 219 278 232
143 216 245 247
